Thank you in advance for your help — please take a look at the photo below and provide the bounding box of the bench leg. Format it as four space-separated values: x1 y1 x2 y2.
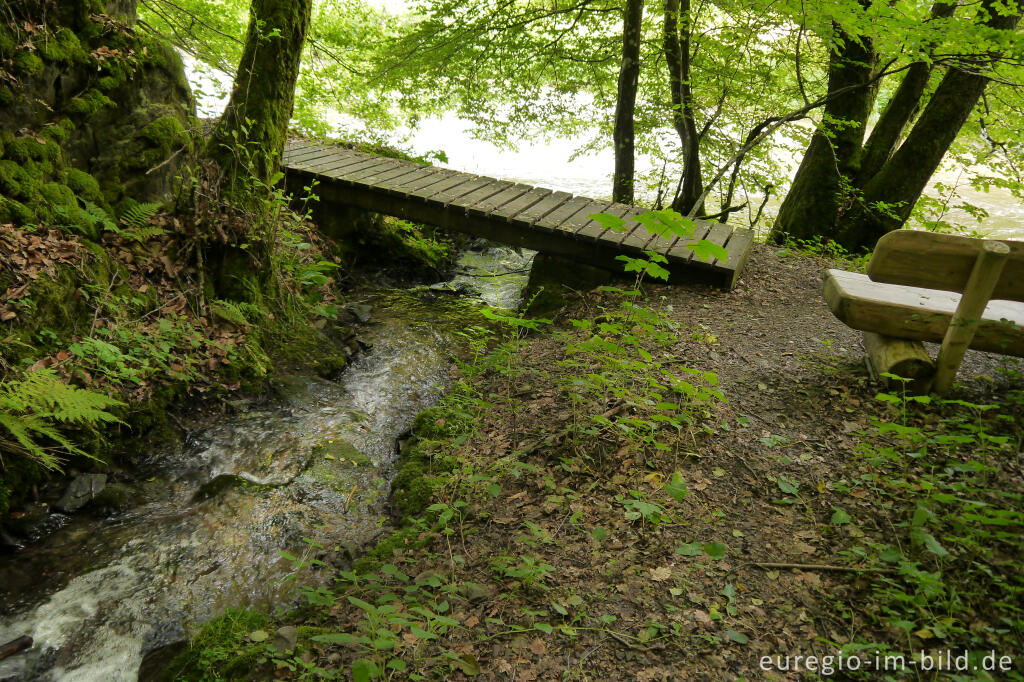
863 332 935 392
933 241 1011 395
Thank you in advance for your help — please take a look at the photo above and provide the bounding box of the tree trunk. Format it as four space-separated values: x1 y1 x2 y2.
612 0 644 204
857 1 956 183
770 21 879 243
834 3 1020 249
664 0 704 215
207 0 313 190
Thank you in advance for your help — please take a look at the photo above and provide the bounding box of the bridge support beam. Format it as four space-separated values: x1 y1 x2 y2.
524 252 614 317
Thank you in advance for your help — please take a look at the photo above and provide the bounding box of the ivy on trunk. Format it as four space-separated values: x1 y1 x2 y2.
772 0 1020 251
207 0 313 190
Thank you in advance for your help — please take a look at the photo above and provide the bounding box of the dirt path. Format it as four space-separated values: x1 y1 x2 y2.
291 244 1022 681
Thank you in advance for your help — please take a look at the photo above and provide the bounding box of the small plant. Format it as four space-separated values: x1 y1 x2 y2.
0 368 123 470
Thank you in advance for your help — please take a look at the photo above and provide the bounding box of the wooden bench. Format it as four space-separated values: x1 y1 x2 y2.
823 231 1024 394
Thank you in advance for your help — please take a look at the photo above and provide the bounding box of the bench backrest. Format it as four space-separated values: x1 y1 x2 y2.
868 231 1024 303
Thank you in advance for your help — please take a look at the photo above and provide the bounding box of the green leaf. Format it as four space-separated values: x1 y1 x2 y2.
726 630 749 644
589 212 627 232
665 471 688 502
351 659 374 682
590 526 607 541
777 476 799 495
534 623 554 634
248 629 269 642
830 508 852 525
675 541 703 556
703 541 728 559
455 653 482 676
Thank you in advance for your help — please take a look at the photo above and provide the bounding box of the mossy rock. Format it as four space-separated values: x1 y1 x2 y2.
12 50 45 78
311 438 371 467
40 181 77 209
0 160 30 197
412 406 468 439
66 90 115 117
40 118 76 145
157 608 271 682
6 136 59 164
311 354 348 379
36 28 87 65
64 168 104 204
86 482 137 512
0 197 34 224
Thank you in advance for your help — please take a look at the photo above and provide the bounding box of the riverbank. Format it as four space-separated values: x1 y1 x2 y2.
176 243 1023 680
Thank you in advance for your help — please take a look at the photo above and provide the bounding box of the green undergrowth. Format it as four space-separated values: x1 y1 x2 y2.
169 211 739 680
827 371 1024 675
774 234 872 272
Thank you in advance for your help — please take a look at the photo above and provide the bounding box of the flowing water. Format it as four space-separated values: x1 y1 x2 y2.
0 246 534 681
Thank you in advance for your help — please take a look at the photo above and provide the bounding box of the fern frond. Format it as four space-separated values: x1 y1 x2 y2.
0 369 124 471
84 201 118 233
120 201 162 230
211 299 251 328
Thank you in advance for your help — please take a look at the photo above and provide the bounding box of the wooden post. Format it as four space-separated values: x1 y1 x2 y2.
932 240 1010 394
0 635 32 661
863 332 934 391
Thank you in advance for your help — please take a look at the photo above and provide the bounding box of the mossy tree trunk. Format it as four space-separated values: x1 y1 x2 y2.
772 0 1018 252
207 0 313 190
833 5 1021 248
612 0 644 204
855 2 956 184
664 0 705 216
770 19 879 244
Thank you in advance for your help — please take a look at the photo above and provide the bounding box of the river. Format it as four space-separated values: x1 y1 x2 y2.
0 248 534 681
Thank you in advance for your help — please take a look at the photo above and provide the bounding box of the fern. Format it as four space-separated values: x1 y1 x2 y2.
117 201 166 242
211 299 251 328
0 369 124 471
119 201 161 228
84 201 118 233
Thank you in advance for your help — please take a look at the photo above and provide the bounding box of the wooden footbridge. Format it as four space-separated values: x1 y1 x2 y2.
282 141 754 289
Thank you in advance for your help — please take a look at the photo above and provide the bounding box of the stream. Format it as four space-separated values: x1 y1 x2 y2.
0 245 534 681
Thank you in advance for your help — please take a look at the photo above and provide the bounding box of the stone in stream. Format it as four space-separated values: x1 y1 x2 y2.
272 626 298 653
55 474 107 513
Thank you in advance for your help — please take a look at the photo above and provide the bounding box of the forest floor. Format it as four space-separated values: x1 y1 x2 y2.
183 244 1023 681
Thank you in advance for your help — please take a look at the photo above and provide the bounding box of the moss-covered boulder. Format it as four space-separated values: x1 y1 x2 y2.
0 1 196 227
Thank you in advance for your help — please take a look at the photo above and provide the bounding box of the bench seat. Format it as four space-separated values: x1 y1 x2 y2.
824 269 1024 358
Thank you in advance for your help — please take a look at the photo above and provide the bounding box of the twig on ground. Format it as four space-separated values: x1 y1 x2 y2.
749 561 896 574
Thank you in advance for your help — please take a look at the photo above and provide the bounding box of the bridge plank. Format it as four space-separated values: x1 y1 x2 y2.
376 167 446 195
303 153 378 177
492 187 552 221
536 196 594 231
467 184 533 216
391 168 461 196
721 228 753 270
287 148 356 173
281 141 753 289
602 203 650 251
691 222 732 265
339 158 409 184
666 222 713 263
572 202 624 242
515 191 573 228
428 176 498 206
457 180 515 209
405 171 471 200
363 163 430 190
282 141 334 165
